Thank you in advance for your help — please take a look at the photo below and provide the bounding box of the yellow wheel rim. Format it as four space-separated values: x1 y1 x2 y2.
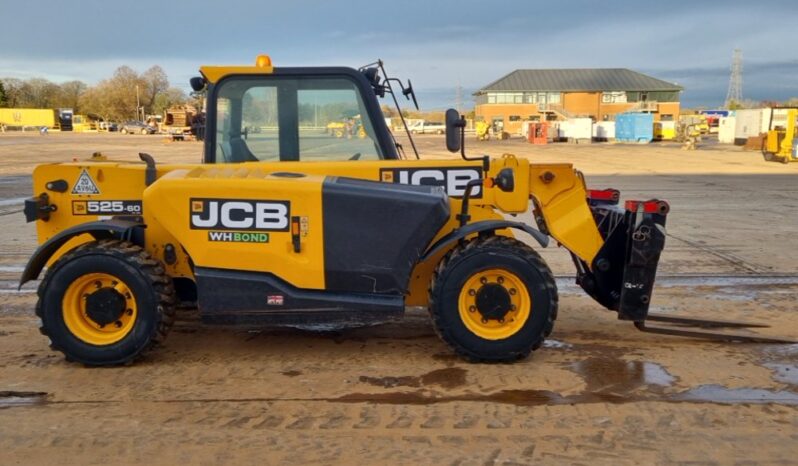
62 273 137 345
458 268 531 340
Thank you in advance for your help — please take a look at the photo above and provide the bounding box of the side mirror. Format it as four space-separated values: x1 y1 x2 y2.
403 80 419 110
445 108 465 153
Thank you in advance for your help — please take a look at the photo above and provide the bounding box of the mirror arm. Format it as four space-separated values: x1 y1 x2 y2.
457 117 489 171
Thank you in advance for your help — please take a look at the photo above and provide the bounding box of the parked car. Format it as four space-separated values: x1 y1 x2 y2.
99 121 118 132
119 121 157 135
408 120 445 134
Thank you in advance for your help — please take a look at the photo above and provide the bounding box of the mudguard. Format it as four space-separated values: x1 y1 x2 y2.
19 219 144 287
419 220 549 262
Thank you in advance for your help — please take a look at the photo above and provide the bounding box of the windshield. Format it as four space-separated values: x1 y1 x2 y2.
213 76 384 162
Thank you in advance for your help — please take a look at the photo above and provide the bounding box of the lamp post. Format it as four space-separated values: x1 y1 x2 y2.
136 85 141 121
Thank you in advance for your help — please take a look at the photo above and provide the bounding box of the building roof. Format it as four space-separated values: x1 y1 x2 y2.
476 68 683 94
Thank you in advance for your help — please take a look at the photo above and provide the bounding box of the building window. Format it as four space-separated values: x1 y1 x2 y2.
547 92 561 104
487 92 524 104
602 91 627 103
509 115 521 122
524 93 537 103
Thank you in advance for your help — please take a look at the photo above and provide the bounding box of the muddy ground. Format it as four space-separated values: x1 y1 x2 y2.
0 132 796 465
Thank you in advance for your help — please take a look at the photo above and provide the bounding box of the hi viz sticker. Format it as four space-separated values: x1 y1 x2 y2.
72 169 100 195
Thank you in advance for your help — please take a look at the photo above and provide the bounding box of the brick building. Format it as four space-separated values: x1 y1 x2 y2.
474 68 682 134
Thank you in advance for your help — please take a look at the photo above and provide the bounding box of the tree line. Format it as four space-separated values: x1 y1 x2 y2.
0 65 196 122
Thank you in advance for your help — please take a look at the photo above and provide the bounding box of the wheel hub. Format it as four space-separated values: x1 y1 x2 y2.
85 288 127 326
475 284 512 321
457 268 532 340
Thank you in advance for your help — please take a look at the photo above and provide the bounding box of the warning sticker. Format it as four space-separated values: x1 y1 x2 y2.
72 169 100 195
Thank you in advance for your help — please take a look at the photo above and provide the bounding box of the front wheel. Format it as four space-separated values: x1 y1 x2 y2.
120 128 128 134
140 128 149 135
36 240 176 365
428 236 558 362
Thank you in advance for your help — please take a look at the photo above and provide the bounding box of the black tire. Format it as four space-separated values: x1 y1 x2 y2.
120 128 128 134
140 128 149 135
428 236 558 362
36 240 176 366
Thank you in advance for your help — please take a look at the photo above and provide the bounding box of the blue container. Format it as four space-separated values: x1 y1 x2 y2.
615 113 654 143
792 138 798 160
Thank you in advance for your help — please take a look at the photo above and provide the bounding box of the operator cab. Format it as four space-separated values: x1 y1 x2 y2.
194 55 400 163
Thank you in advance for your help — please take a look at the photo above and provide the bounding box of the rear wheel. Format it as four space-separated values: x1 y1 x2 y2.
120 128 128 134
140 128 149 135
36 240 176 365
429 236 557 362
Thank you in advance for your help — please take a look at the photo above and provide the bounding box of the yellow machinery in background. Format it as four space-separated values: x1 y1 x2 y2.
475 120 491 140
0 108 57 130
653 121 676 141
71 115 99 133
678 114 708 135
763 108 798 164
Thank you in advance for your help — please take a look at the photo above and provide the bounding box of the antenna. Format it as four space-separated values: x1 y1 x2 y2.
724 49 743 108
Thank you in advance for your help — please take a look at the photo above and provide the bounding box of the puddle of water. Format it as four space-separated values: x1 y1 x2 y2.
335 389 565 406
419 367 467 389
543 339 573 349
764 344 798 356
358 368 468 390
0 391 47 408
674 385 798 405
335 384 798 407
359 375 420 389
571 358 675 396
764 363 798 385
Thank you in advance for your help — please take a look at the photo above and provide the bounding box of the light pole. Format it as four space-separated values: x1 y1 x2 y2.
136 85 141 121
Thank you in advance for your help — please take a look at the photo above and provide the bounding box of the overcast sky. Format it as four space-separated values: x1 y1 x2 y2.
1 0 795 109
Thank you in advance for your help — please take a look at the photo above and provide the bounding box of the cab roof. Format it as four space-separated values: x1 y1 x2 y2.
199 55 275 83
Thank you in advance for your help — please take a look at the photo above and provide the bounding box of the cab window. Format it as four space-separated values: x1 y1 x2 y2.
214 76 384 162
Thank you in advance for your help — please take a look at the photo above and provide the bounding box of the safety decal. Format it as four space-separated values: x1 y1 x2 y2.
72 169 100 195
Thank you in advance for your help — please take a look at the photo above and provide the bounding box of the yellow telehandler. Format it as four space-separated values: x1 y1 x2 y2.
20 56 792 366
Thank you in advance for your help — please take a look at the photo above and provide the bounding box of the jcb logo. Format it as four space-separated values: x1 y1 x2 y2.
380 167 482 197
190 198 290 231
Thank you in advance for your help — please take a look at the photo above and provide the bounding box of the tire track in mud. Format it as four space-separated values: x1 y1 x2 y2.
666 232 770 274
